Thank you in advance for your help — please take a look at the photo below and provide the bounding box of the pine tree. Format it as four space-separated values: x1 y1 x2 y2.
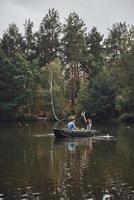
24 19 38 61
38 8 61 66
62 12 87 104
1 23 24 55
81 26 104 77
104 22 129 62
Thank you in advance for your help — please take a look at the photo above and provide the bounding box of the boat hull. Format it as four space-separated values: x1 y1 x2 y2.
53 128 100 138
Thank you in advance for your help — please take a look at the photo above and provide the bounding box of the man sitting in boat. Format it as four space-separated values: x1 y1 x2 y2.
67 117 78 130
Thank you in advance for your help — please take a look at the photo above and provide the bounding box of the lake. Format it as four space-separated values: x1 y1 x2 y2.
0 120 134 200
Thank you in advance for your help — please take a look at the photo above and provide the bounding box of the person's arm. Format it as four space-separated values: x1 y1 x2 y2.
72 122 78 130
81 112 87 123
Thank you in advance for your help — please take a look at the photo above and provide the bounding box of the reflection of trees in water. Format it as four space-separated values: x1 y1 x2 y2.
50 138 134 200
14 187 41 200
70 140 92 180
48 139 94 199
102 175 134 200
24 137 119 200
7 129 134 200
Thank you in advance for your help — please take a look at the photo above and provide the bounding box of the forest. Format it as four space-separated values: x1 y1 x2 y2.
0 8 134 122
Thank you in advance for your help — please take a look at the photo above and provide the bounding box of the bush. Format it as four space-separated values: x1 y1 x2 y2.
16 114 38 122
119 113 134 123
0 111 16 121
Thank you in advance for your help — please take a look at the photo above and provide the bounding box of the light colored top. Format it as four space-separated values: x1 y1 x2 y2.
87 122 92 130
67 121 77 130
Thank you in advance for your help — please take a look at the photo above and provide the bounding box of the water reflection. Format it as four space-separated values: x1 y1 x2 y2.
52 137 115 200
0 121 134 199
14 187 41 200
68 142 77 152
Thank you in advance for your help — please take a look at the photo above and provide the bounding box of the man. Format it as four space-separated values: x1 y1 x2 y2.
67 117 78 130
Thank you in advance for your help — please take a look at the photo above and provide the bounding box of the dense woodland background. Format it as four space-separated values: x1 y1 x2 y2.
0 8 134 122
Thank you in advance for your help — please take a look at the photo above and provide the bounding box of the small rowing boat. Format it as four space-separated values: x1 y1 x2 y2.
53 128 101 138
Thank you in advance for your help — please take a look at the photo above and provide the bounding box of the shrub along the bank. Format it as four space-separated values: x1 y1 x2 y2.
119 113 134 123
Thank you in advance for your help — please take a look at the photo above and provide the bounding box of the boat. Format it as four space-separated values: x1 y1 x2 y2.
53 128 101 138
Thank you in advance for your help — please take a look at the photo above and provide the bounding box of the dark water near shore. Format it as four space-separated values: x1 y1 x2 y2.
0 120 134 200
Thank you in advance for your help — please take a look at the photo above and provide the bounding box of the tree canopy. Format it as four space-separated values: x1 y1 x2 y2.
0 9 134 121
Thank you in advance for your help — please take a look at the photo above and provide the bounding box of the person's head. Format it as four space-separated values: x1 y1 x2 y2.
72 120 76 124
87 118 92 123
71 117 76 122
69 116 76 122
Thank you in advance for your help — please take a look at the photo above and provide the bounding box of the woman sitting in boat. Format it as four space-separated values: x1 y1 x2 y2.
81 112 92 130
67 117 78 130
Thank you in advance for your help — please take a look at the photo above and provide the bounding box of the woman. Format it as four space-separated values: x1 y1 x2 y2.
81 112 92 130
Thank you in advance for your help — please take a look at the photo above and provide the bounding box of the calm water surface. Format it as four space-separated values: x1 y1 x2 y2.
0 120 134 200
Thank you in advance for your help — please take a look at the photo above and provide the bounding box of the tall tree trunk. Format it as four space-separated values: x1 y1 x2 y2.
71 65 75 104
50 67 59 121
71 62 79 104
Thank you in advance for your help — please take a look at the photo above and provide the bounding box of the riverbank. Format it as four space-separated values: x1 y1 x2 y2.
0 112 134 124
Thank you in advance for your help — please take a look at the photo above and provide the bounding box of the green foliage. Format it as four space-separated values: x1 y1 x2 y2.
104 22 130 62
24 19 39 61
116 44 134 113
80 27 104 77
62 12 87 103
62 12 86 64
0 49 39 118
0 9 134 120
77 71 118 119
38 8 61 66
1 23 24 55
86 26 104 60
37 59 66 117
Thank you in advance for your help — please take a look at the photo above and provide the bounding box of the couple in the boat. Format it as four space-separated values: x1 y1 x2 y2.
67 112 92 130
